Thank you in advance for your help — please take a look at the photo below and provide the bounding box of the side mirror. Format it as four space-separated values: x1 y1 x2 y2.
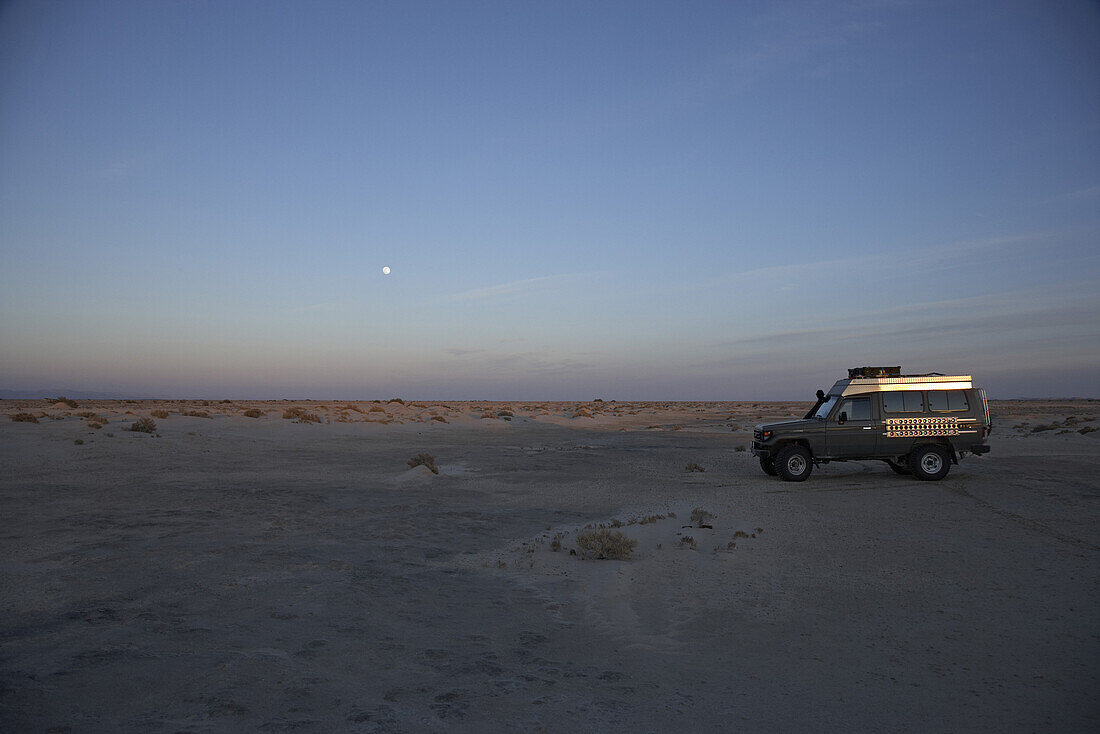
838 411 848 424
816 389 825 400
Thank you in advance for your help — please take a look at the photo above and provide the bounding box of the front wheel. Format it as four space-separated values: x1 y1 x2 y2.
909 444 951 481
759 456 778 476
775 445 813 482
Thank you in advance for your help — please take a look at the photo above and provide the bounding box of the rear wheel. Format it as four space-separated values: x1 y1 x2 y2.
885 458 910 475
909 444 950 481
759 456 778 476
775 445 813 482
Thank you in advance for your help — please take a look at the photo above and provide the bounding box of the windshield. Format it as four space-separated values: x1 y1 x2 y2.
812 395 839 419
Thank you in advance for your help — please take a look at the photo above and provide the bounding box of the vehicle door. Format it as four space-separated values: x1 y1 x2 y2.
824 395 875 457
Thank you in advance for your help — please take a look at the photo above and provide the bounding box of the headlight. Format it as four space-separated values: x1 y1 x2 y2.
762 430 773 440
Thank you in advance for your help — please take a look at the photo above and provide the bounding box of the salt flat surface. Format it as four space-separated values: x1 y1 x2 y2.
1 399 1097 732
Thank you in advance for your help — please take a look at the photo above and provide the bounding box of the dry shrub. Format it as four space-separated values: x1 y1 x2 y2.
407 452 439 474
282 407 321 423
184 410 212 419
685 462 705 472
74 438 84 445
1078 426 1096 435
480 410 495 419
732 530 750 539
549 533 564 552
128 417 157 434
690 507 715 526
575 528 637 560
51 396 79 408
11 412 39 423
369 405 387 413
150 409 169 419
679 536 697 549
572 408 592 419
344 404 364 413
243 408 265 418
388 398 406 405
87 421 103 430
430 415 448 423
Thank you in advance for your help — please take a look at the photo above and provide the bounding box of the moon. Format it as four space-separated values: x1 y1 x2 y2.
382 266 391 275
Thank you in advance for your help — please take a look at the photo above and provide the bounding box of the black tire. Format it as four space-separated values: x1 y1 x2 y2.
775 445 813 482
885 458 910 475
759 456 778 476
909 444 951 481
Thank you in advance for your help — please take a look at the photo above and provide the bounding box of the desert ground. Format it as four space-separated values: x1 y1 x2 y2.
1 398 1097 732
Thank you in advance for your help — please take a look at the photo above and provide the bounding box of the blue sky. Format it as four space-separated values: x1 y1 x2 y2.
1 0 1098 399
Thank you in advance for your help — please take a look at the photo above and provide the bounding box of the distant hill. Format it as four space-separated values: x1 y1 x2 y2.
0 388 144 400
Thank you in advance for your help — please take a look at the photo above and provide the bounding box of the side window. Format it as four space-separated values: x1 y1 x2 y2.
837 397 870 421
883 391 924 413
930 390 969 411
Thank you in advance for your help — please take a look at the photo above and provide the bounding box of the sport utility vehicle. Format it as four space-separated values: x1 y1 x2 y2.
752 367 991 481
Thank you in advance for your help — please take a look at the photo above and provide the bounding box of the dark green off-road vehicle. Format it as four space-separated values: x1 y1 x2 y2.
752 367 992 482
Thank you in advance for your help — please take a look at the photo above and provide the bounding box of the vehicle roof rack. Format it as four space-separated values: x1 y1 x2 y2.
848 366 901 378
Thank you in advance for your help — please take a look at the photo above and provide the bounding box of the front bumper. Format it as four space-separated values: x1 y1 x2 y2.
751 442 773 458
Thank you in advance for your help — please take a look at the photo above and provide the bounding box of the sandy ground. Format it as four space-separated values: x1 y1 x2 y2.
1 398 1097 732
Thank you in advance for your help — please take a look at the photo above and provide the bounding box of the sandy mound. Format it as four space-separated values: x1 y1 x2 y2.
395 464 438 482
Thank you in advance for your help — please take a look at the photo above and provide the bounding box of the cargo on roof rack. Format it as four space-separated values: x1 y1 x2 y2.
848 366 901 378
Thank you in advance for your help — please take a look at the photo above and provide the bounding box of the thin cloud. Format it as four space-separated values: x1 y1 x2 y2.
445 273 583 303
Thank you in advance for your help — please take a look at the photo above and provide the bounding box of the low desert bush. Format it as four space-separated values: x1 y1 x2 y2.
685 462 705 472
243 408 265 418
74 438 84 445
575 528 637 560
679 536 697 549
735 445 746 452
87 421 103 430
388 398 406 405
549 533 564 552
1078 426 1097 435
1030 424 1055 433
369 405 387 413
128 417 157 434
690 507 715 526
51 396 79 408
572 408 592 419
150 409 169 419
431 415 448 423
282 407 321 423
184 410 212 419
10 412 39 423
407 452 439 474
480 410 495 419
732 530 750 539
